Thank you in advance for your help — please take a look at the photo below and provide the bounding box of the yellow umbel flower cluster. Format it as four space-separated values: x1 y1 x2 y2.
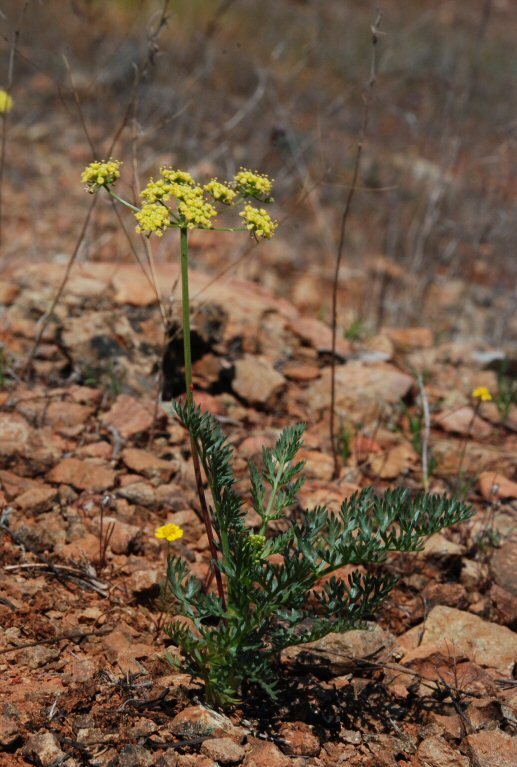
178 187 217 230
240 204 278 240
135 202 171 237
81 160 279 240
140 179 173 204
160 168 195 186
472 386 492 402
204 179 237 205
234 168 273 201
81 159 122 193
0 89 13 114
155 523 184 542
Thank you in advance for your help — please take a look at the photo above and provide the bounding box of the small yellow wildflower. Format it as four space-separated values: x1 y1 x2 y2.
178 187 217 229
155 523 184 542
140 178 173 204
472 386 492 402
239 204 277 240
160 168 195 186
0 90 13 114
135 202 171 237
234 168 273 201
81 159 122 193
204 179 237 205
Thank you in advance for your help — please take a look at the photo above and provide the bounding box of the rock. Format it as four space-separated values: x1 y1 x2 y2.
44 401 92 431
398 605 517 677
154 482 188 509
420 533 465 560
282 625 395 674
15 484 57 513
122 448 178 481
77 440 113 459
304 362 413 417
290 316 351 358
0 469 40 498
460 559 488 589
422 582 467 610
367 442 419 479
232 354 286 405
489 583 517 627
99 517 141 555
282 362 321 381
382 327 433 350
102 628 155 674
58 533 100 561
0 412 31 457
278 722 320 757
115 744 154 767
201 736 246 764
65 657 98 684
48 457 116 491
20 643 60 669
297 449 334 481
491 539 517 596
363 733 413 766
243 739 290 767
0 279 19 304
128 569 161 596
437 407 491 439
478 472 517 500
465 729 517 767
118 481 156 507
238 434 273 457
298 480 360 512
414 736 469 767
102 394 159 438
170 705 244 741
0 709 21 747
467 698 503 730
352 434 383 457
22 731 66 767
176 757 217 767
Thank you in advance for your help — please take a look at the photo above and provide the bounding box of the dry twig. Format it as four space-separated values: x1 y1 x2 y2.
330 13 383 479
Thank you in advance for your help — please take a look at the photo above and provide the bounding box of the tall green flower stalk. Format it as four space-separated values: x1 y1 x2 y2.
81 160 278 608
179 224 226 606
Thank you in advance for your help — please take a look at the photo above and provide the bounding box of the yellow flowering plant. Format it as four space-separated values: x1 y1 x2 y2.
471 386 492 402
82 159 474 709
0 89 13 115
155 523 184 542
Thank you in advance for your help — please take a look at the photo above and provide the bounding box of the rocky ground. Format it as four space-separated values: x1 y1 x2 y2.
0 258 516 767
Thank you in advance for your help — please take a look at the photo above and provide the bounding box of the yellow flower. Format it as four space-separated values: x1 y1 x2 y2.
204 179 237 205
0 90 13 114
81 159 122 193
140 178 173 204
155 523 184 542
135 202 171 237
234 168 273 201
160 168 195 187
239 204 277 240
472 386 492 402
178 187 217 229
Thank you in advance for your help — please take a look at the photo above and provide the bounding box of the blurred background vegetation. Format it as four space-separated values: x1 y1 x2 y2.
1 0 515 342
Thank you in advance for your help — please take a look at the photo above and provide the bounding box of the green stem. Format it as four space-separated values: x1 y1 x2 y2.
180 228 226 610
108 190 141 212
180 228 193 404
259 456 287 536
